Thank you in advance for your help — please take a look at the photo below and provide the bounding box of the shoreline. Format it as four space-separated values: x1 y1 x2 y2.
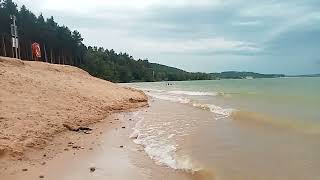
0 56 148 178
1 111 142 179
1 108 198 180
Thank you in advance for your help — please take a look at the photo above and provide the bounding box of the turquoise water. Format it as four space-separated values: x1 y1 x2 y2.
127 77 320 133
125 77 320 180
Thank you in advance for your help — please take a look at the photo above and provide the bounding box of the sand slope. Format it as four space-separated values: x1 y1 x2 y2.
0 57 147 159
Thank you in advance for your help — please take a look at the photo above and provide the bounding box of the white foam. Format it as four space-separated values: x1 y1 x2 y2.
193 103 235 119
168 90 218 96
131 115 197 172
139 88 165 93
168 134 175 139
133 136 198 171
148 94 191 104
129 129 139 139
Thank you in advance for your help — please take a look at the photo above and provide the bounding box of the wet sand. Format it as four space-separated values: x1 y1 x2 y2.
1 111 195 180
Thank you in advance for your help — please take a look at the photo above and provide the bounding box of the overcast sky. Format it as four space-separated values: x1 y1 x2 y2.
15 0 320 75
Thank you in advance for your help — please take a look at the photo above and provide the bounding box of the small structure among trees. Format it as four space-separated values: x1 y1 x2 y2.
0 0 86 66
0 0 212 83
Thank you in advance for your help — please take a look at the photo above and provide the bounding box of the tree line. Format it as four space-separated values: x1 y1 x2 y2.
0 0 86 65
0 0 212 82
0 0 282 83
81 47 211 82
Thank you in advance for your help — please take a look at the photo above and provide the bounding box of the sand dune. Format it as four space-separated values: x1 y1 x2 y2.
0 57 147 159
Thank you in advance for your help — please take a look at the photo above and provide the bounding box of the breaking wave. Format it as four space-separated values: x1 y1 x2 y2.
147 93 191 104
130 118 200 173
139 88 165 93
192 103 235 119
168 90 218 96
146 92 235 119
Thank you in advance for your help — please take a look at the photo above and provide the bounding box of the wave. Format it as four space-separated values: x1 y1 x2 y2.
131 119 215 180
168 90 218 96
129 108 215 180
139 88 165 93
147 93 191 104
146 92 235 119
192 103 235 119
130 116 200 173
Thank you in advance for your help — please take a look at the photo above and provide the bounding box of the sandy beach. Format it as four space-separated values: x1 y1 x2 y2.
0 57 148 178
2 56 319 180
2 110 203 180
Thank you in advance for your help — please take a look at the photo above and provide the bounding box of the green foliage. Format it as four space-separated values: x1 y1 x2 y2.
0 0 86 64
210 71 285 79
81 48 212 83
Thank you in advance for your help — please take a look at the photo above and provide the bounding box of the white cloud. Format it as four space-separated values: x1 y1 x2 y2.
232 21 261 26
239 1 309 18
127 37 260 54
15 0 224 13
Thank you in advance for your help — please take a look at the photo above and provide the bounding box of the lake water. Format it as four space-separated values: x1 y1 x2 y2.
125 77 320 180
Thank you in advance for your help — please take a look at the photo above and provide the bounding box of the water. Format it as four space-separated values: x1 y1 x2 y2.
124 77 320 180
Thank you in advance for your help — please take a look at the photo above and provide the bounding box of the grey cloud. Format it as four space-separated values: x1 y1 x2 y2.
14 0 320 74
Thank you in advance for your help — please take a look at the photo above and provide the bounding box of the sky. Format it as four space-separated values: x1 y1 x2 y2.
15 0 320 75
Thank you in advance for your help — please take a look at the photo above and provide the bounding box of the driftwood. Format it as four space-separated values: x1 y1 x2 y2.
63 123 92 132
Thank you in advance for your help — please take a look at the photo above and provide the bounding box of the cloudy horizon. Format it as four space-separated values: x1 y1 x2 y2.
15 0 320 75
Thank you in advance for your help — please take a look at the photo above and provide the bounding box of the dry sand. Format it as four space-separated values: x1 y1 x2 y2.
0 57 211 180
0 56 147 161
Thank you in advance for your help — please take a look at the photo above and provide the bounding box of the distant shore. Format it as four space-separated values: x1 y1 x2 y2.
0 56 148 175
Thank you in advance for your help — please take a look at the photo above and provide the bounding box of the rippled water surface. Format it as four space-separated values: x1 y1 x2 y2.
125 77 320 180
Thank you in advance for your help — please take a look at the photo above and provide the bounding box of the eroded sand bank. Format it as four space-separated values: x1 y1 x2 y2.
0 56 147 163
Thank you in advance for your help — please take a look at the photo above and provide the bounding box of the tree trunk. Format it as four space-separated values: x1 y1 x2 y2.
30 41 33 60
11 39 14 58
18 42 21 59
25 41 29 60
44 44 48 62
2 35 6 57
62 49 65 65
53 51 56 64
50 48 53 63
